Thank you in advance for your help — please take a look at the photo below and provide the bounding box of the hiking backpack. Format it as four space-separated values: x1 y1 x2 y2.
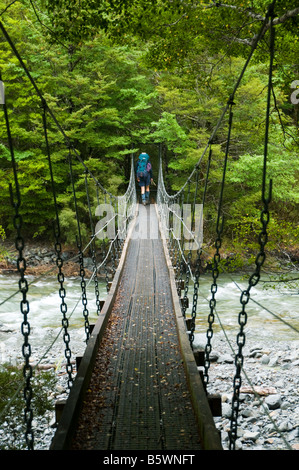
137 153 151 177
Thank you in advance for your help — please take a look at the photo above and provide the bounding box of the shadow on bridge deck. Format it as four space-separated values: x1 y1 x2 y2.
51 204 222 451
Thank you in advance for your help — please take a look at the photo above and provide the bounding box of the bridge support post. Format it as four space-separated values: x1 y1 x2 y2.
180 296 189 309
193 349 205 366
208 395 222 417
193 350 222 417
55 399 67 425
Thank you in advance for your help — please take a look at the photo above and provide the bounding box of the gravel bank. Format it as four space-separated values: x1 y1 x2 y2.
1 323 298 450
193 333 299 451
2 333 297 451
0 329 87 451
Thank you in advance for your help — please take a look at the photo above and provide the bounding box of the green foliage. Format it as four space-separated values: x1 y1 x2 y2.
0 223 6 260
0 0 297 268
45 0 299 67
0 2 159 240
148 51 298 262
150 111 189 152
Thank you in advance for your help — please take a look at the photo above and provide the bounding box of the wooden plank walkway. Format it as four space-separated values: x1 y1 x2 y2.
51 204 221 451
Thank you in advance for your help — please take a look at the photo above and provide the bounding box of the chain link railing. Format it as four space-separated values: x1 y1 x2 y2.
0 19 137 449
155 0 297 451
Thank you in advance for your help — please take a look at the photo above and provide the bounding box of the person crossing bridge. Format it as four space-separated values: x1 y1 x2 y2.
136 152 153 205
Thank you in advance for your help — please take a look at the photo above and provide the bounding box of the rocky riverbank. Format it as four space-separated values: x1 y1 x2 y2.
0 328 89 451
2 239 298 277
0 241 112 278
0 241 77 276
193 334 299 451
1 241 298 451
1 333 297 451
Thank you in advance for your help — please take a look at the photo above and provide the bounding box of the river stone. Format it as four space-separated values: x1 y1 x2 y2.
218 353 234 363
278 420 293 432
249 347 263 358
222 403 232 418
241 407 254 418
261 354 270 364
269 356 279 367
288 428 299 441
243 430 260 441
265 394 281 410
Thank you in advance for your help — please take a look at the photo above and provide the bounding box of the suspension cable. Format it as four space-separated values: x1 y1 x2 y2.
156 5 277 202
195 282 292 450
203 101 234 391
68 152 91 343
84 171 101 315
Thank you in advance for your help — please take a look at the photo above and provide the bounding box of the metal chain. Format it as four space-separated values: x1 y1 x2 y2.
178 191 186 288
203 105 234 391
96 187 109 296
182 181 192 316
1 72 34 450
168 202 176 263
229 201 272 448
68 153 90 342
114 198 122 263
102 239 110 292
173 196 181 277
188 169 200 344
56 239 74 388
189 248 201 345
229 3 275 449
84 171 101 315
17 230 34 450
42 104 74 389
203 228 220 389
77 241 90 342
189 147 212 346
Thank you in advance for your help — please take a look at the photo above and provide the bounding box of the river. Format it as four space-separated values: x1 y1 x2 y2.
0 272 298 366
184 272 299 345
0 274 108 366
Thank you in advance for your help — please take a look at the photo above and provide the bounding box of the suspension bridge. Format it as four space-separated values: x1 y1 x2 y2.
0 1 297 452
51 190 222 451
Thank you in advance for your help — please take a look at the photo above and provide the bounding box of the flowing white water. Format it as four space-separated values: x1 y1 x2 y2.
185 273 299 345
0 272 298 366
0 274 108 365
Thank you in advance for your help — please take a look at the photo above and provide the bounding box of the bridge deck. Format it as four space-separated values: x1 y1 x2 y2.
51 204 221 451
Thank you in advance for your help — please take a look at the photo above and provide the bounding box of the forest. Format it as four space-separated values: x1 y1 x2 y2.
0 0 298 270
